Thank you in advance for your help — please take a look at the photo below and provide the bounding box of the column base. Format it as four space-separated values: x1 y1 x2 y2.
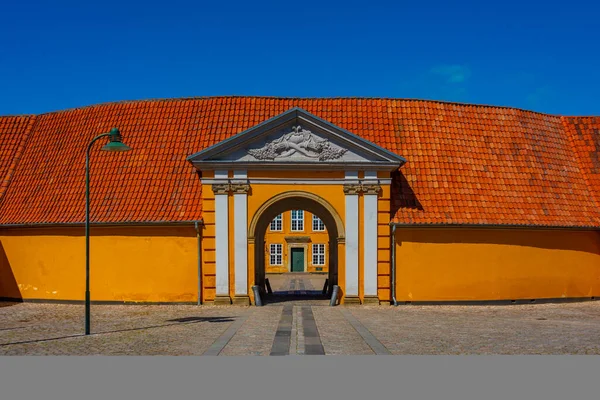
362 296 380 305
344 295 361 305
232 296 250 306
213 295 232 306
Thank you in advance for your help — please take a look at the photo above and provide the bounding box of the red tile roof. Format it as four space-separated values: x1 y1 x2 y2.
0 97 599 228
0 115 35 199
561 117 600 212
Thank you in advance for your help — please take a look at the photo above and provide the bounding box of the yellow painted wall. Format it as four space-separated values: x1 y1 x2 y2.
264 210 330 273
394 228 600 301
0 226 198 302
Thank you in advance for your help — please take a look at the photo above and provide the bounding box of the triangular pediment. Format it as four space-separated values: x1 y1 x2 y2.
187 107 406 170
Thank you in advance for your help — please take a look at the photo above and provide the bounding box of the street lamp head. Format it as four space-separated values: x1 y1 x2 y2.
101 128 132 152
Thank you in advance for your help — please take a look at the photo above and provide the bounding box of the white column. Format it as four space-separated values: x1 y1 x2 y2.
363 171 379 300
233 170 248 300
344 171 360 300
213 170 230 299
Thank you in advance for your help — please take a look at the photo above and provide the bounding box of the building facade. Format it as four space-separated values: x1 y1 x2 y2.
264 210 330 274
1 97 599 305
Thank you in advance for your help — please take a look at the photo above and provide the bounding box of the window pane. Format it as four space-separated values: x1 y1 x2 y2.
312 215 324 231
291 210 304 231
312 244 325 265
270 244 282 265
270 214 282 231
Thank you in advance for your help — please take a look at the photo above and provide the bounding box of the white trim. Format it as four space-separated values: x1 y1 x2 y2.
234 190 248 296
363 193 378 297
215 170 228 179
233 170 247 179
364 170 378 181
345 191 359 296
215 193 229 296
345 170 359 181
201 178 391 185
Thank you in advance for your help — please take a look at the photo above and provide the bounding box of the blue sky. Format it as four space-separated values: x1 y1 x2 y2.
1 0 599 116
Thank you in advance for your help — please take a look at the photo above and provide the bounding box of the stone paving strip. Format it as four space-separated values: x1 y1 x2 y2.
294 306 306 354
290 304 298 353
311 306 375 355
270 304 294 355
338 308 391 355
350 302 600 355
301 306 325 355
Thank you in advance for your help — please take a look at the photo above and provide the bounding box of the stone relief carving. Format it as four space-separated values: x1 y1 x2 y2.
362 184 381 195
230 183 250 194
247 126 348 161
343 184 362 195
211 183 230 195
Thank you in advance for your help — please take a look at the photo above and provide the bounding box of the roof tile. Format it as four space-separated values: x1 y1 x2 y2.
0 97 599 228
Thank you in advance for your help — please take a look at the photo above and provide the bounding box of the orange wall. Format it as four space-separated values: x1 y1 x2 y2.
0 226 198 302
393 228 600 301
264 210 330 273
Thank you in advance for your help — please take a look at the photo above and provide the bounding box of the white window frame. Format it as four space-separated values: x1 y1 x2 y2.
291 210 304 231
270 214 282 231
270 244 283 266
312 215 325 231
312 244 326 266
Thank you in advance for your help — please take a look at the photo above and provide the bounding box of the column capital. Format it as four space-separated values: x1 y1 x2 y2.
230 183 250 194
343 183 362 195
212 183 230 195
362 183 381 195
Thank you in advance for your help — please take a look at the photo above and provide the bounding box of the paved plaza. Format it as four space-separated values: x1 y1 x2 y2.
2 273 600 356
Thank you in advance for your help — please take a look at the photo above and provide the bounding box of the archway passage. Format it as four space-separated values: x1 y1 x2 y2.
249 191 345 305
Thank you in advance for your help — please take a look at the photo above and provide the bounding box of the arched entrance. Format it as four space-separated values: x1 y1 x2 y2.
249 191 345 302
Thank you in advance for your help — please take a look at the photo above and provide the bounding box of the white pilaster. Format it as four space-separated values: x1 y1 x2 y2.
344 171 360 298
233 171 248 297
363 171 379 298
214 170 229 297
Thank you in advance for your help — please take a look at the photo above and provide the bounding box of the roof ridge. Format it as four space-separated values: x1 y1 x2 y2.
5 96 598 119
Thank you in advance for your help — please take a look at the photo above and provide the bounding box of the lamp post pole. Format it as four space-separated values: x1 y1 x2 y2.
85 128 131 335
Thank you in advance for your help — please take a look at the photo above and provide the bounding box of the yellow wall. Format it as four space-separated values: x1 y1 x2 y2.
264 210 330 273
0 226 198 302
393 228 600 301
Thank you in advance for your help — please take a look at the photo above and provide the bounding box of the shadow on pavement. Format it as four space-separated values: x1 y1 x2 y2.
0 316 237 347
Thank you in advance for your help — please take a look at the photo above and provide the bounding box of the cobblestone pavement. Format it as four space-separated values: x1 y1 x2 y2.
3 296 600 355
350 302 600 355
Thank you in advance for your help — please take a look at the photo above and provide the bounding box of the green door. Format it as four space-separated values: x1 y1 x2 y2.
291 248 304 272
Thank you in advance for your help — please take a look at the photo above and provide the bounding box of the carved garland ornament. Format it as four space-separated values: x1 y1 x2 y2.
211 184 230 195
248 126 348 161
343 183 381 195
